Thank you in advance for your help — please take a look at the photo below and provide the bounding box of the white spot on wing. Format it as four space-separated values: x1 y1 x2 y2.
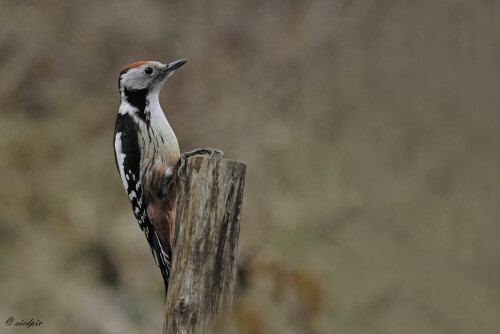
128 191 137 200
119 101 138 115
114 132 128 190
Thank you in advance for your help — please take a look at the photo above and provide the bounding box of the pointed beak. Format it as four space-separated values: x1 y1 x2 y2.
165 59 188 72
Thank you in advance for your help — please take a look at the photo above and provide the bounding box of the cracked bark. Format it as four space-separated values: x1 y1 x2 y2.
163 156 247 334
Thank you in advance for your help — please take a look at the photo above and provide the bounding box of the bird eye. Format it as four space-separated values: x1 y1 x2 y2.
144 67 153 75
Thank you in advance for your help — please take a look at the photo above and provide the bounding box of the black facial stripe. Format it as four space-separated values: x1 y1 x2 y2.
124 88 148 110
124 88 149 122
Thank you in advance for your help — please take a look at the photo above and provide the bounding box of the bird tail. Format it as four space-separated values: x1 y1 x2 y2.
152 231 171 300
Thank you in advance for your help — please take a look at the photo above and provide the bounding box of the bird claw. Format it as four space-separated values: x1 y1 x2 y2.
213 149 224 158
177 156 189 182
176 148 224 182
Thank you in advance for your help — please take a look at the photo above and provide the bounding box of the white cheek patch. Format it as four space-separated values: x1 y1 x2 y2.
121 67 150 90
114 132 128 190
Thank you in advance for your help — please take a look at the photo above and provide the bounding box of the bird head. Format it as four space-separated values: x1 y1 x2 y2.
118 59 187 95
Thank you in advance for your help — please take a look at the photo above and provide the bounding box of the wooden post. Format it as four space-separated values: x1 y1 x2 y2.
163 156 247 334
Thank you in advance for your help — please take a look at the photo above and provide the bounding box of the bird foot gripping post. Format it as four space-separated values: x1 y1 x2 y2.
163 156 247 334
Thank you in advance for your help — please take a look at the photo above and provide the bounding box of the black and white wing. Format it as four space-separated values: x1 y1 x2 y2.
113 113 171 293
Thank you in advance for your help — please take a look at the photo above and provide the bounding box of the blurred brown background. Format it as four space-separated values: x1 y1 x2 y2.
1 1 499 333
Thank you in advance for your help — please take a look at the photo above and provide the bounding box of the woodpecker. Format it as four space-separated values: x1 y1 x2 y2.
113 59 222 297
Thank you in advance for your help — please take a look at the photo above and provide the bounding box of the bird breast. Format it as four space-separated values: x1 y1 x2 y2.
137 104 180 203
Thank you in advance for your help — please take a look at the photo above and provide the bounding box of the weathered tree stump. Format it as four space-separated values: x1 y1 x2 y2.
163 156 247 334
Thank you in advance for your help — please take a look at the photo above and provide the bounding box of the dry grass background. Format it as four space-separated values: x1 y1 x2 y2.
0 0 499 333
